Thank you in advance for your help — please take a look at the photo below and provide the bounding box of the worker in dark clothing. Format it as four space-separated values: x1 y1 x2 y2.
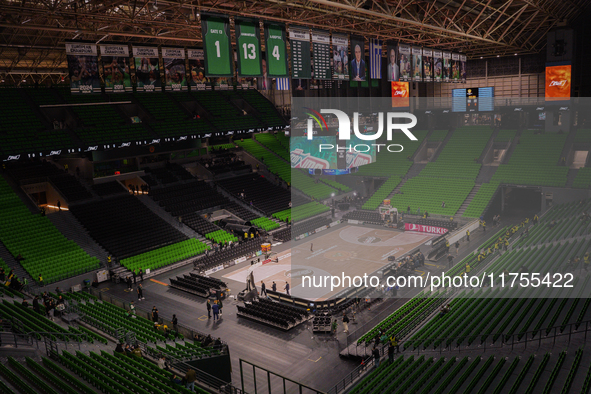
284 281 290 295
260 281 267 297
447 254 454 268
172 314 178 333
133 269 137 284
57 200 61 211
373 346 381 368
152 306 159 323
207 299 212 318
272 281 277 292
126 276 132 290
137 284 144 300
455 241 460 255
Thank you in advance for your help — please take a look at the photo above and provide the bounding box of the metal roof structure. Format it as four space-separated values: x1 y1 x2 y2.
0 0 588 83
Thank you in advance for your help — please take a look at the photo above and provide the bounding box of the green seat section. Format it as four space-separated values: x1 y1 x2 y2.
419 127 493 179
573 167 591 189
205 229 239 244
251 217 280 231
0 177 100 284
491 130 568 187
235 138 291 182
119 239 209 272
273 202 330 222
495 129 517 142
362 176 402 210
0 89 74 158
462 181 501 218
353 130 429 177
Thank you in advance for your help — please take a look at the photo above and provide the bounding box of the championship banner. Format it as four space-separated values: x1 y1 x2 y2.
433 50 443 82
411 46 423 82
332 34 349 80
399 44 411 82
133 46 161 92
264 23 288 77
289 26 311 79
162 47 187 92
187 49 211 91
386 42 399 82
460 54 467 83
422 48 433 82
235 18 262 77
369 38 382 80
201 14 233 77
311 30 331 80
100 44 132 93
443 51 451 82
350 36 366 82
452 53 460 83
65 42 100 94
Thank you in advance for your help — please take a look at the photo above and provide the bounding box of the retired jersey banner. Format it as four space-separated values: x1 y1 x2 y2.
133 46 161 92
290 26 311 79
264 23 288 77
451 53 460 83
443 51 451 82
332 34 349 80
433 50 443 82
100 44 132 93
311 30 331 80
187 49 211 91
369 38 382 80
65 42 100 94
386 42 399 82
411 46 423 82
422 48 433 82
399 44 411 82
201 14 233 77
460 54 467 83
162 47 187 92
236 18 263 77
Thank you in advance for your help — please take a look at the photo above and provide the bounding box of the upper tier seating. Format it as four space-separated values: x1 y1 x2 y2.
0 177 100 284
217 174 291 216
69 194 187 259
492 130 568 186
120 239 209 272
234 90 287 128
255 133 289 161
419 126 493 179
462 181 501 218
573 167 591 189
193 91 260 131
234 139 291 182
49 174 93 202
0 89 75 157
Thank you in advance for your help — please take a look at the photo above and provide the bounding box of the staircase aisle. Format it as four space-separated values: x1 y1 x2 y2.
455 184 482 217
47 211 109 265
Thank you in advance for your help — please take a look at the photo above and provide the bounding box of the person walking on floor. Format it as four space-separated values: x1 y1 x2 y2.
466 229 470 242
207 299 212 318
212 301 220 322
127 275 132 290
133 269 137 284
343 312 350 333
272 281 277 292
310 243 313 253
260 281 267 297
455 241 460 255
284 281 290 295
137 284 144 301
172 314 178 333
152 306 159 323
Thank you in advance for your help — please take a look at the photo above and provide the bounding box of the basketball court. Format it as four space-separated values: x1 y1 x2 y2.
223 225 433 300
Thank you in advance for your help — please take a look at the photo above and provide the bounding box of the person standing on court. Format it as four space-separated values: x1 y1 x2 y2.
137 283 144 300
212 301 220 322
284 281 290 295
272 281 277 292
207 299 212 318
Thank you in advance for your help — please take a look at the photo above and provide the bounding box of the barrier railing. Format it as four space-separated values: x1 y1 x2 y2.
239 359 325 394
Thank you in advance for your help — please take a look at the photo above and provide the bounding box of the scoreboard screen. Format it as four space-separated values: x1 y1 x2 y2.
452 87 494 112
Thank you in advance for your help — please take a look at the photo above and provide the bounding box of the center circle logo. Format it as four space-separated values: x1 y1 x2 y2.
285 269 313 278
357 236 382 244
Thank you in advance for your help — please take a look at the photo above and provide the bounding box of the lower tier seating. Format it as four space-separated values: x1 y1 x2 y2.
70 194 187 259
169 272 227 298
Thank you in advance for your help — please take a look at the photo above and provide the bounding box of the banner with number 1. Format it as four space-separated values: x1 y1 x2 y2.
201 14 234 77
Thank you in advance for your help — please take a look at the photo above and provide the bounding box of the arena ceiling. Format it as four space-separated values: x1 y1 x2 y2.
0 0 588 83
